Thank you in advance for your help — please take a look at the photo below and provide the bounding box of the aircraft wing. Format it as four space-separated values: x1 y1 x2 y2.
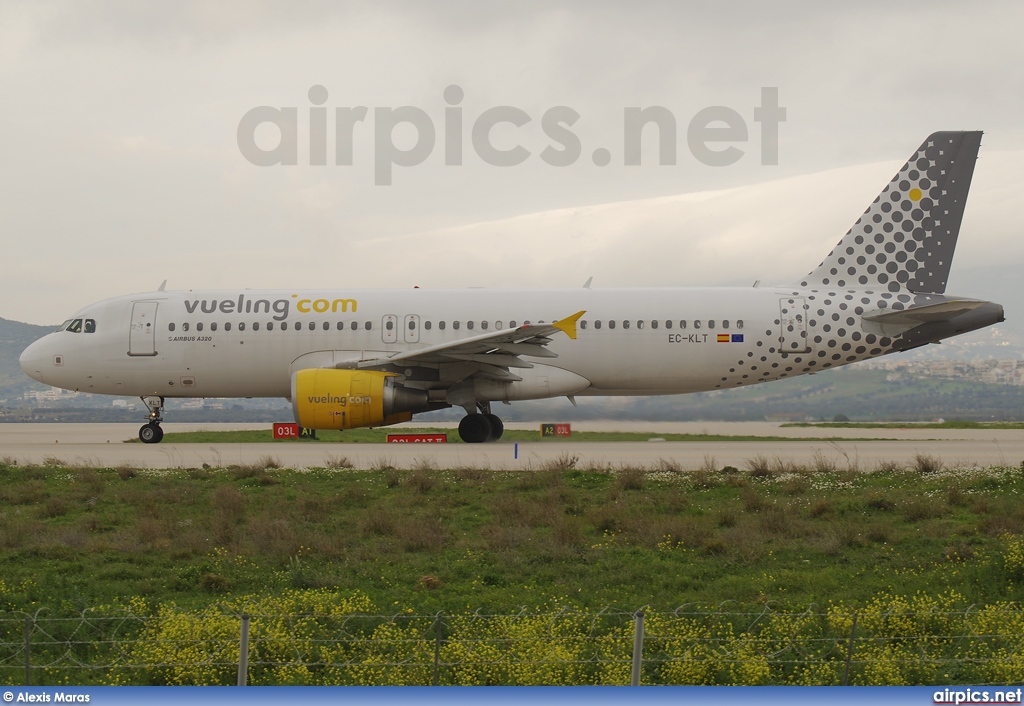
345 310 586 381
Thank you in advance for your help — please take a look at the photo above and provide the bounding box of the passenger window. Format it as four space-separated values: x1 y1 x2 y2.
225 323 232 332
580 321 588 330
197 322 204 332
722 320 730 329
337 322 344 331
623 320 630 330
708 320 715 330
453 321 461 330
266 322 273 331
509 321 517 328
495 321 502 330
323 322 329 331
467 321 475 330
609 321 616 329
651 320 658 329
364 322 372 330
737 320 744 329
84 319 96 333
210 323 217 332
253 322 260 331
425 321 432 330
169 323 176 332
680 320 687 329
665 320 672 329
294 322 301 330
386 320 394 331
238 322 246 332
693 321 701 329
595 320 602 329
408 320 416 330
309 322 315 331
481 321 488 330
439 321 446 331
183 323 190 332
637 321 645 329
351 322 359 331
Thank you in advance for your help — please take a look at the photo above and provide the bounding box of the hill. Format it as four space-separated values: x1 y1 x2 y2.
0 317 56 398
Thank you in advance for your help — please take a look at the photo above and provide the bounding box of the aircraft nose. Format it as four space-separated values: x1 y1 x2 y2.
19 338 50 384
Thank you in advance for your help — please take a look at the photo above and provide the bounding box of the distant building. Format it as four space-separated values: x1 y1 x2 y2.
22 388 80 403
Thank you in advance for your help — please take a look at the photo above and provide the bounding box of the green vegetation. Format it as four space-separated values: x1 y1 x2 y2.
137 427 876 444
1 454 1023 616
8 590 1024 685
4 454 1024 684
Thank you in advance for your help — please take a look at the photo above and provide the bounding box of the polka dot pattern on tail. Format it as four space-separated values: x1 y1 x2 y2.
794 132 982 296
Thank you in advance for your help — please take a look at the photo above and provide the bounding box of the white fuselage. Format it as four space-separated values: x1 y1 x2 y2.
19 285 947 403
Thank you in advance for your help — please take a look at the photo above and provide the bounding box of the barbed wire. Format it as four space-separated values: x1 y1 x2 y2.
0 605 1023 686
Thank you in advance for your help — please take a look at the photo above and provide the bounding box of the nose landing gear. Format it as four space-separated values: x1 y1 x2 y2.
139 396 165 444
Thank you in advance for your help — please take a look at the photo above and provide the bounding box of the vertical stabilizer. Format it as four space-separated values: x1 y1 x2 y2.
794 131 982 294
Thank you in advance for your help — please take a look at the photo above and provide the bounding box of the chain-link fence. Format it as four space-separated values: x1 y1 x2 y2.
2 604 1024 686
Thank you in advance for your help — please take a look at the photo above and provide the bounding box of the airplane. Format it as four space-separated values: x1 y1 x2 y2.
19 131 1003 444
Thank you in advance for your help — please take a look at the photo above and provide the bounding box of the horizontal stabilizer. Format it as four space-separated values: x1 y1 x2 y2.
862 299 986 336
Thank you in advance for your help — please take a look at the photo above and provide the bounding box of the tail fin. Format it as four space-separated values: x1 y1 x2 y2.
794 131 982 294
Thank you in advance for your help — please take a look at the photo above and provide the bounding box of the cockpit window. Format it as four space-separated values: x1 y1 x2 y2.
66 319 83 333
57 320 72 332
84 319 96 333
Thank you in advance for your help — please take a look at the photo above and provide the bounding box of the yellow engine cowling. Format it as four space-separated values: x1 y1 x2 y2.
291 369 429 430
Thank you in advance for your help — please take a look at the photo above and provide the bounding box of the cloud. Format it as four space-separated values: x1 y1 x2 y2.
3 2 1024 324
341 149 1022 292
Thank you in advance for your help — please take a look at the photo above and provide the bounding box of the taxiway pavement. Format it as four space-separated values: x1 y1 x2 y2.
0 422 1020 470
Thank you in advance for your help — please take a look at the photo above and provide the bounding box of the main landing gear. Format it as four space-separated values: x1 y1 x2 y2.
139 396 165 444
457 403 504 443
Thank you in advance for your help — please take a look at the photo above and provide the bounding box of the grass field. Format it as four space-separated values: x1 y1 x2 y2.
1 453 1024 617
136 427 885 444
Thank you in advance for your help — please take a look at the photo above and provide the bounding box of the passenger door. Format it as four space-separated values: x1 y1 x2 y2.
128 301 159 356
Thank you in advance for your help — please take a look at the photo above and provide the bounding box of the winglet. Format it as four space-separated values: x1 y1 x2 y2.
552 310 586 340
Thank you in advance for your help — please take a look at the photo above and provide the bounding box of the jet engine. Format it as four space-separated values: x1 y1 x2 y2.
291 369 432 430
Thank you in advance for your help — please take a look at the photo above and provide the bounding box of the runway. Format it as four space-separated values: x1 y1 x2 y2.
0 422 1020 470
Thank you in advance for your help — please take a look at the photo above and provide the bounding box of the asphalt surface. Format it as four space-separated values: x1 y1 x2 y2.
0 422 1020 470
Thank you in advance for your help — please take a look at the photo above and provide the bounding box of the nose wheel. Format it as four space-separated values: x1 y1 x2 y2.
139 395 165 444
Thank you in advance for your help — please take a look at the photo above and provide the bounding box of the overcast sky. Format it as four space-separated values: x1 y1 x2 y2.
2 0 1022 324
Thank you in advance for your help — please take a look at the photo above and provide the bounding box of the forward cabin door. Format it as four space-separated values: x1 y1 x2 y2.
779 297 810 354
128 301 159 356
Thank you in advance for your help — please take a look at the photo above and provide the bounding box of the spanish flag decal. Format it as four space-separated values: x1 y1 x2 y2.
717 334 730 343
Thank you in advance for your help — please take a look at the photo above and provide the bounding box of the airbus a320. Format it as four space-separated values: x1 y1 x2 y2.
19 132 1002 443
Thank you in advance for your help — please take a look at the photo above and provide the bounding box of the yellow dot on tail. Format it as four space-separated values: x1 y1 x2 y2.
909 188 922 201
